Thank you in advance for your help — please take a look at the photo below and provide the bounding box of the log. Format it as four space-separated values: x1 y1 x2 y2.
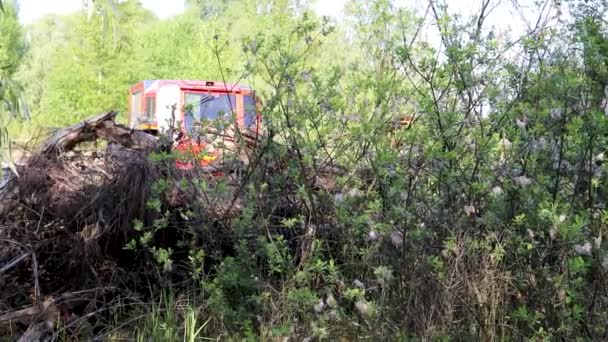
37 111 262 167
41 111 159 156
0 297 58 325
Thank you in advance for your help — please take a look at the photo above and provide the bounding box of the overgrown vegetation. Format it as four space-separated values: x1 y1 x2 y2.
3 0 608 340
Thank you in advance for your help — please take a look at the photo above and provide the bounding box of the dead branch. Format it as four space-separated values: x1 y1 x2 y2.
0 289 111 326
0 251 31 274
31 252 40 303
41 111 158 156
0 297 58 325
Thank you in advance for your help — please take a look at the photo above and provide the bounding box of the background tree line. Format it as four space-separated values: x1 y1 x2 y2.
5 0 353 137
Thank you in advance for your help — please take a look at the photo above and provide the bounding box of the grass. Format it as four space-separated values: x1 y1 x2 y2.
70 291 215 341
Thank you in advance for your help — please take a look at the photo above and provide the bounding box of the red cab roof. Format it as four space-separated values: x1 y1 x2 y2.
131 80 252 95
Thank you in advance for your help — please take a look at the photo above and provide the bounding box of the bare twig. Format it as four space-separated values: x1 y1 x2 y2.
0 251 31 274
31 252 40 303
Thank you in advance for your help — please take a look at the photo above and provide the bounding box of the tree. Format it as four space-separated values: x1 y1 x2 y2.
30 0 154 126
0 0 26 171
15 15 69 117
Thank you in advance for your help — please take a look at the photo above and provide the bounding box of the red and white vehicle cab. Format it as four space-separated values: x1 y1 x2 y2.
128 80 261 169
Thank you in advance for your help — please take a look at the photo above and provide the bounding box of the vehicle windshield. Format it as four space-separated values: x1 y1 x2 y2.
244 95 257 128
183 93 235 131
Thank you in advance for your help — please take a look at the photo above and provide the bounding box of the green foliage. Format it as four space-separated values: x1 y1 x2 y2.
0 0 25 170
203 253 260 332
36 1 152 125
0 2 24 77
261 234 293 275
9 0 608 340
131 293 212 341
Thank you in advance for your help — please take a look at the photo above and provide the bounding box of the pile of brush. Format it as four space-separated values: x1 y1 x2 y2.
0 112 169 340
0 111 246 340
0 111 343 340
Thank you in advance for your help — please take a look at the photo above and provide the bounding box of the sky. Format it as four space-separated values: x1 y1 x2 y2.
313 0 346 18
18 0 345 24
18 0 187 24
17 0 557 46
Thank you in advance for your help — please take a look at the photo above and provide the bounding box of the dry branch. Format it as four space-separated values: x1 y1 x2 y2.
0 252 31 274
0 290 110 341
41 111 158 156
0 298 56 325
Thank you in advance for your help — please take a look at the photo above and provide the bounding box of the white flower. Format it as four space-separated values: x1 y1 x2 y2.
464 204 476 217
348 188 364 198
355 299 370 315
390 230 403 247
516 117 527 129
532 137 546 151
549 228 558 240
574 241 593 256
326 294 337 307
492 186 504 195
314 299 325 313
595 152 605 163
368 230 378 241
513 176 532 187
527 229 536 240
553 160 571 171
441 249 450 258
499 138 512 150
594 167 603 178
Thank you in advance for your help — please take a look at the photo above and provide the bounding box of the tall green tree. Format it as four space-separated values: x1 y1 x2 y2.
34 0 154 126
0 0 26 170
15 15 69 117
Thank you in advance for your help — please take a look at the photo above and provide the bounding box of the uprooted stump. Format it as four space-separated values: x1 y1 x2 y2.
0 111 344 339
0 112 225 338
0 112 169 337
40 111 159 156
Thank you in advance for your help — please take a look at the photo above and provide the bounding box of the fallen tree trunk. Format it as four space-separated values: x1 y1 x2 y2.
41 111 158 156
